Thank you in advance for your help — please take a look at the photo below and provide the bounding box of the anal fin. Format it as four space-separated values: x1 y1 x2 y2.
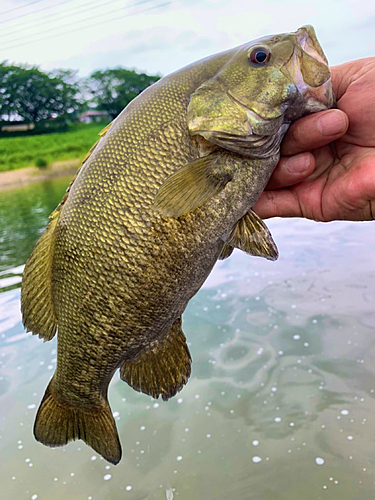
120 318 191 401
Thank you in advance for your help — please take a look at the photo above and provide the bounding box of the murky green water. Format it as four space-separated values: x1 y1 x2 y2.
1 176 375 500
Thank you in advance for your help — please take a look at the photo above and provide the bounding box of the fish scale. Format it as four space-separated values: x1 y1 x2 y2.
21 25 334 464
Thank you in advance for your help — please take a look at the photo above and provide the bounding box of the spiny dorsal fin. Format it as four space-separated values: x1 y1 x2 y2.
120 318 191 401
50 120 114 218
225 210 278 261
154 154 231 217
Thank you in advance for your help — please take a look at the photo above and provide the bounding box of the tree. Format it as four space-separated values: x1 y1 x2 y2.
0 63 82 123
88 67 160 118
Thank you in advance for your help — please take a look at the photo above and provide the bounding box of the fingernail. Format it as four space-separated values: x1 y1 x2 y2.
285 153 311 173
317 110 347 136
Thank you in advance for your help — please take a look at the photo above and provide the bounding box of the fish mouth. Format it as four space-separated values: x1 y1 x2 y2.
282 25 335 115
188 25 335 158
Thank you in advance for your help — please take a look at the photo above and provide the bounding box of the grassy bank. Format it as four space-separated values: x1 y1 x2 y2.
0 122 108 172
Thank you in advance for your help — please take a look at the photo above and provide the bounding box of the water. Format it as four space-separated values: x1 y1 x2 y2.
1 176 375 499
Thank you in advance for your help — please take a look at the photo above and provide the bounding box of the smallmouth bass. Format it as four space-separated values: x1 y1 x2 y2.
21 25 334 464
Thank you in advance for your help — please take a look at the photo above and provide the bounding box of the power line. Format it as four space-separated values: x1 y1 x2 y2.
0 0 75 25
0 0 124 38
3 1 172 51
2 0 154 45
0 0 46 17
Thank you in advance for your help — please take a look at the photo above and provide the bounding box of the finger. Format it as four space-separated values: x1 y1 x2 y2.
281 109 349 156
254 189 304 219
304 145 334 181
266 152 315 190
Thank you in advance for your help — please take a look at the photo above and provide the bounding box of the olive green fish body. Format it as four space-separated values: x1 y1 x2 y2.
21 25 334 464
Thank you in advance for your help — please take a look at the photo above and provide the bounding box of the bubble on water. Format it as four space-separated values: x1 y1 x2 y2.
27 404 36 409
70 473 75 477
153 403 159 409
341 409 349 415
206 434 211 438
252 440 259 446
103 474 111 481
278 351 284 355
126 486 132 491
91 455 97 461
31 495 38 500
274 417 281 423
315 457 325 465
112 411 119 418
140 426 146 431
165 487 174 500
347 435 354 441
176 456 182 461
293 335 300 340
252 456 262 463
184 428 189 433
289 422 295 427
47 365 53 370
194 395 200 399
177 398 183 404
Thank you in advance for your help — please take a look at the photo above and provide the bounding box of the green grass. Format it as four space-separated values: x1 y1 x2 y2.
0 122 108 172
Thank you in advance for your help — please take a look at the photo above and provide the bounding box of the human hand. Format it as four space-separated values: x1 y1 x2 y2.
254 57 375 221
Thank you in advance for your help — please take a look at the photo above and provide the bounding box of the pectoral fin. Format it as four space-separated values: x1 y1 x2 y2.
225 210 278 261
154 154 231 217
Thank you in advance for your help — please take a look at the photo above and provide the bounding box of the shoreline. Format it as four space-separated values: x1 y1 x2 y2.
0 159 80 191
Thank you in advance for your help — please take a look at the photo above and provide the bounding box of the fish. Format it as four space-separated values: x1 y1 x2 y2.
21 25 334 464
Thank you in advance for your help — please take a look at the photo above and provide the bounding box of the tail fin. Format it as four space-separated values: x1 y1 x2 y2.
34 380 122 464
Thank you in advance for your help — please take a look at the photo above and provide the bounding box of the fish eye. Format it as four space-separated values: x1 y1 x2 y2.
248 47 271 66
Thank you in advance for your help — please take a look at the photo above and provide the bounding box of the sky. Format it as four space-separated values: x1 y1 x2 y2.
1 0 375 77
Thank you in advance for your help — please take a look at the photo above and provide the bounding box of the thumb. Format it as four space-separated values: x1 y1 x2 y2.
281 109 348 156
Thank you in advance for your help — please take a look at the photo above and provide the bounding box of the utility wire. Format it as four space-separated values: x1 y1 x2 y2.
0 0 75 26
3 1 172 51
0 0 124 38
0 0 45 17
0 0 105 32
2 0 154 45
